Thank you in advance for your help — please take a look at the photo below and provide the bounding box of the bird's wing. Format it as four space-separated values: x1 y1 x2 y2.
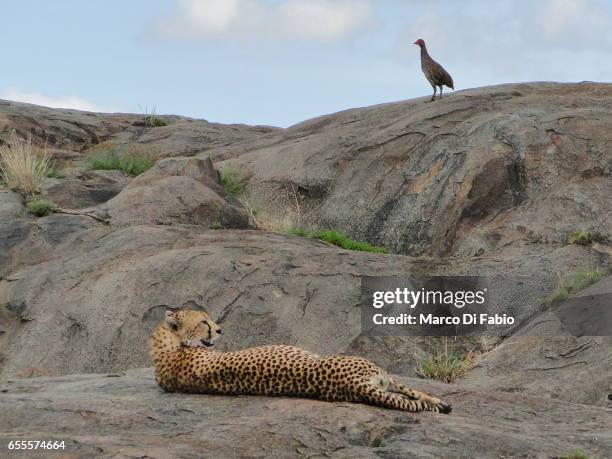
429 60 454 89
438 65 454 89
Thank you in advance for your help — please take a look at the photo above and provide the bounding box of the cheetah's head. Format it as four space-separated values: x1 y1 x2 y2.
164 308 223 348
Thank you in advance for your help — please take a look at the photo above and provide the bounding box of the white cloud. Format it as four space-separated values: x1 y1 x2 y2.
158 0 373 43
0 88 107 112
400 0 612 85
534 0 612 49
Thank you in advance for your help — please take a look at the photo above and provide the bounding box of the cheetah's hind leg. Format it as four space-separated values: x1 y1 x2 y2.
389 378 452 414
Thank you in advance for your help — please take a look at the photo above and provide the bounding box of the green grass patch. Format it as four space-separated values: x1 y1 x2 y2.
567 230 593 246
544 268 607 305
311 230 387 253
26 198 56 217
219 168 248 197
209 223 223 230
417 340 477 383
87 145 154 176
289 228 387 253
87 149 122 171
288 228 309 237
561 449 589 459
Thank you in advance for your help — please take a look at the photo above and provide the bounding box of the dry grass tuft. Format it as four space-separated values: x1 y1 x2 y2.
0 131 53 195
417 338 479 383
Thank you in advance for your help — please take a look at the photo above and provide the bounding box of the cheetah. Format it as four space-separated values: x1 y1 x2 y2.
149 308 452 414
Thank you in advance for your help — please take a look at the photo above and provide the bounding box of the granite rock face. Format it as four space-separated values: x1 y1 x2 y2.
42 169 131 209
0 99 277 155
0 224 609 408
95 157 250 228
0 368 610 459
0 84 611 458
213 82 612 258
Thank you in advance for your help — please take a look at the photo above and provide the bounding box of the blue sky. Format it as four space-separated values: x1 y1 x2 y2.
1 0 611 127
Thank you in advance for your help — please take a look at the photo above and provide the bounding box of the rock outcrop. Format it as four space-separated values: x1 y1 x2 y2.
0 224 606 383
0 83 611 458
213 82 612 258
1 368 610 458
0 99 278 155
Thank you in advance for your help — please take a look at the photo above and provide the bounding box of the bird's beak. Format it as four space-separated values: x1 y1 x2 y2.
413 41 418 45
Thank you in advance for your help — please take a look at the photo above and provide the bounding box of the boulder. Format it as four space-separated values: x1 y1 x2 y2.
96 157 250 228
41 170 131 209
464 276 612 406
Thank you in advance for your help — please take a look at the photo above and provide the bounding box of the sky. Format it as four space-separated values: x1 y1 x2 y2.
1 0 611 127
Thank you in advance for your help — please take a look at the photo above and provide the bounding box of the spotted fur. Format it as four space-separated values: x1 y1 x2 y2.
150 308 452 414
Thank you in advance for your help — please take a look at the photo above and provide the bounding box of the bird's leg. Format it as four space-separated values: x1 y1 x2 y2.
430 85 437 102
440 86 443 99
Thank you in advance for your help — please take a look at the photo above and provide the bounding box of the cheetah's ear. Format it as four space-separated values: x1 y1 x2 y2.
165 310 178 329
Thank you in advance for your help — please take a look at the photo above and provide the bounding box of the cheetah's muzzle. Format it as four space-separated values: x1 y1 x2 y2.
150 308 453 414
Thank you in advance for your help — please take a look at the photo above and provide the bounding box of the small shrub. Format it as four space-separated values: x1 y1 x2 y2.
219 168 248 197
209 223 223 230
27 198 56 217
288 228 387 253
0 131 53 195
568 231 592 246
87 144 154 176
417 339 477 383
544 268 607 305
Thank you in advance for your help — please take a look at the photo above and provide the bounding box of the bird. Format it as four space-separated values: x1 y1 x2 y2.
414 39 454 101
